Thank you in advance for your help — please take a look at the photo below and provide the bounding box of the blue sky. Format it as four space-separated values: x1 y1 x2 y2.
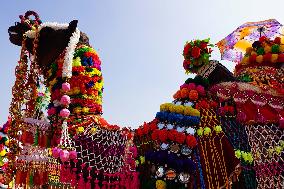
1 0 284 128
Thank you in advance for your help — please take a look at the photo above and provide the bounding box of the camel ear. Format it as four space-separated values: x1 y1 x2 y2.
68 20 78 33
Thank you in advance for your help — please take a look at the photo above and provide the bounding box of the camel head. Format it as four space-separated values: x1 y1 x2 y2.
8 11 89 73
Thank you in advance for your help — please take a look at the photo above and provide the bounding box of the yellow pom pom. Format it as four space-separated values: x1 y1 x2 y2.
82 107 90 113
90 127 97 134
191 109 200 116
264 46 271 53
74 107 82 114
183 106 192 116
160 104 168 111
4 139 9 146
48 148 52 156
73 87 81 95
77 127 84 134
175 105 184 114
271 54 278 63
256 55 263 63
72 57 81 67
0 150 6 157
280 45 284 53
156 180 166 189
241 57 249 65
140 156 145 164
246 47 253 54
251 51 257 56
169 104 176 113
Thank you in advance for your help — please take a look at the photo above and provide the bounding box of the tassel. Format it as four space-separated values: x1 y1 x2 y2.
101 181 107 189
114 181 119 189
59 165 65 183
77 173 85 189
131 172 139 189
94 179 100 189
70 168 77 187
15 170 22 186
86 176 92 189
125 173 131 189
107 182 111 189
86 180 92 189
119 173 126 188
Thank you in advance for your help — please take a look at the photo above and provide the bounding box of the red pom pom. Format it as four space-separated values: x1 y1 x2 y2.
183 43 191 55
200 42 207 49
186 135 197 148
151 130 159 140
167 129 177 141
278 54 284 62
249 54 257 63
158 129 168 142
259 36 267 43
263 53 272 62
175 133 186 144
149 122 157 131
191 47 201 58
274 37 281 44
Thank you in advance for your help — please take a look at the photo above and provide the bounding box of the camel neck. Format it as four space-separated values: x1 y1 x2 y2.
46 45 103 120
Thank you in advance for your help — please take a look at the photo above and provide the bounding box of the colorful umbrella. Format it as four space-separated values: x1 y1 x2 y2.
216 19 284 63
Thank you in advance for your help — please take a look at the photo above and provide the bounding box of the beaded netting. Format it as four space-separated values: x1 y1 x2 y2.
245 124 284 189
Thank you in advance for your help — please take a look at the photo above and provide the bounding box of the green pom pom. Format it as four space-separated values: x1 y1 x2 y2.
275 146 282 155
197 127 203 136
247 153 254 163
257 47 265 55
271 44 280 53
280 140 284 147
214 125 222 133
235 150 242 159
203 127 211 136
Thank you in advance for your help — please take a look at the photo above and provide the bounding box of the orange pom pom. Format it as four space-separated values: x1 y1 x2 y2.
180 88 189 99
173 90 181 99
188 90 199 101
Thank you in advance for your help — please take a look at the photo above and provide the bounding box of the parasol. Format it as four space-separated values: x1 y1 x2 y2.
216 19 284 63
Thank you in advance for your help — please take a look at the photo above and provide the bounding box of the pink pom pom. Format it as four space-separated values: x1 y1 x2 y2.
60 95 71 106
52 147 61 158
47 107 56 116
218 107 226 116
196 85 205 96
69 150 77 159
129 146 138 158
180 83 188 90
60 150 70 162
279 118 284 129
62 82 71 92
60 108 70 118
187 83 196 90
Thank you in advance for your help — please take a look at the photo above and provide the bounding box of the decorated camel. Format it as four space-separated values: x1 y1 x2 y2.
135 20 284 189
6 11 138 189
2 11 284 189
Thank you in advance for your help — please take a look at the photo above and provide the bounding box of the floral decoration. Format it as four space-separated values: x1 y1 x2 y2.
238 36 284 72
183 38 214 73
